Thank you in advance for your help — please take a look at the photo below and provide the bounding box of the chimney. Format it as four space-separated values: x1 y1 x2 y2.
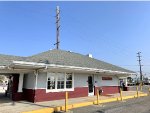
87 54 93 58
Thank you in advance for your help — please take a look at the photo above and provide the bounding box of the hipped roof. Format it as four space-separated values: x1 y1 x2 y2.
0 49 134 73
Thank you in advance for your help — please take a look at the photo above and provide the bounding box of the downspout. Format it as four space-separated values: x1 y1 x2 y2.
33 69 38 103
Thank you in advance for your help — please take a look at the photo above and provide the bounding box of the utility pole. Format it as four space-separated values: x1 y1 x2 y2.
137 52 143 82
54 6 60 49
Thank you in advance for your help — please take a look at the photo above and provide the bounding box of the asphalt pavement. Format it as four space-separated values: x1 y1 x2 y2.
70 86 150 113
71 95 150 113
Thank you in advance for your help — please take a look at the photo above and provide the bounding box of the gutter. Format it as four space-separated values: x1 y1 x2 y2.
11 61 135 75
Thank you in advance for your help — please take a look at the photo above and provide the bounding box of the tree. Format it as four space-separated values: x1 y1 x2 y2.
0 75 5 83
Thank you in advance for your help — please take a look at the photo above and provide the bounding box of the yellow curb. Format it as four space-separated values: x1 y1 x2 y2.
22 93 148 113
22 108 54 113
60 101 93 111
122 95 135 100
54 106 61 112
139 93 148 96
99 98 118 104
72 101 93 109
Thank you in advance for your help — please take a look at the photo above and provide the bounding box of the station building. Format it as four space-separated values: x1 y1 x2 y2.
0 49 134 102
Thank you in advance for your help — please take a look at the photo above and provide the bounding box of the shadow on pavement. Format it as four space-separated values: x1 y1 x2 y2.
0 92 12 105
95 110 105 113
16 101 51 108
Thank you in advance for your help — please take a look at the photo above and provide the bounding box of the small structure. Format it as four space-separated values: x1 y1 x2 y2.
0 49 135 102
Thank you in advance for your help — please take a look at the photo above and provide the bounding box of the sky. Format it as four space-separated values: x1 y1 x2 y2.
0 1 150 77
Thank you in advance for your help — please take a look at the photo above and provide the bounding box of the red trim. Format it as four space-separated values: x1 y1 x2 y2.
12 92 24 101
34 86 119 102
23 89 35 102
11 84 120 102
94 86 120 96
102 77 112 80
34 87 88 102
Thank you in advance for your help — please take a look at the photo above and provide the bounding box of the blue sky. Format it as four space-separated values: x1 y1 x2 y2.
0 1 150 77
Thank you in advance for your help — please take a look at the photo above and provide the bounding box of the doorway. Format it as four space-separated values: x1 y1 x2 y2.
88 75 94 96
0 74 12 104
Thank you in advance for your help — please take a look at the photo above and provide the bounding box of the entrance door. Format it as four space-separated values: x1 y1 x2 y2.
88 76 94 96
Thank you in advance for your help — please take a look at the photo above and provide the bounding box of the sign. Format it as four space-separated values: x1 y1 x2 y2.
102 77 112 80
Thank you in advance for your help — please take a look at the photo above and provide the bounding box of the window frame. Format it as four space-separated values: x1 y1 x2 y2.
66 73 73 89
57 73 65 89
46 72 74 92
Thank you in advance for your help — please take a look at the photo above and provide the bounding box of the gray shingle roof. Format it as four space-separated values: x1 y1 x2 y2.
0 54 25 66
26 49 134 73
0 49 134 73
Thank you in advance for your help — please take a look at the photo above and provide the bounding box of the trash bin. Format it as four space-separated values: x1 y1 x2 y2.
99 88 103 95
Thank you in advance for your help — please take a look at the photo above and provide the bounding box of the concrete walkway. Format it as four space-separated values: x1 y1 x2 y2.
0 91 145 113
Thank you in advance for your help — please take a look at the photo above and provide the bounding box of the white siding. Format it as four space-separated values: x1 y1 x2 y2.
74 73 88 87
37 72 47 89
23 73 35 89
26 72 120 90
74 74 119 88
95 74 119 86
94 75 99 87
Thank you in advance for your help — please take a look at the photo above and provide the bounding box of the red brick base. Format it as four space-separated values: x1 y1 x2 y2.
12 86 120 102
23 89 35 102
34 87 88 102
94 86 120 96
34 86 120 102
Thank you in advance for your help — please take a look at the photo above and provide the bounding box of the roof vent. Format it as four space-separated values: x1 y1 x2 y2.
87 54 92 58
38 59 49 64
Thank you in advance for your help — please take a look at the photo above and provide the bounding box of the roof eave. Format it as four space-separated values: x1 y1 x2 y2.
6 61 135 75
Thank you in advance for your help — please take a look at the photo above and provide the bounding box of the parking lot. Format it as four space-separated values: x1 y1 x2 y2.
71 94 150 113
71 85 150 113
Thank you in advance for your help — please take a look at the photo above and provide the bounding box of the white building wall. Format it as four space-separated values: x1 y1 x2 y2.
28 72 120 89
23 73 35 89
94 75 99 87
37 72 47 89
74 73 88 87
95 74 119 86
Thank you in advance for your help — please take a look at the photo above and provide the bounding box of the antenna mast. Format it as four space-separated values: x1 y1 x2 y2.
55 6 60 49
137 52 143 82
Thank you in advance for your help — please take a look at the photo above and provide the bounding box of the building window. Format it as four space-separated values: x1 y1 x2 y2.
47 74 55 90
47 72 74 92
66 73 72 88
57 73 65 89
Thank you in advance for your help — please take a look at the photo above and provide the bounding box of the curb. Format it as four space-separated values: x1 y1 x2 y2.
22 108 54 113
22 93 148 113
